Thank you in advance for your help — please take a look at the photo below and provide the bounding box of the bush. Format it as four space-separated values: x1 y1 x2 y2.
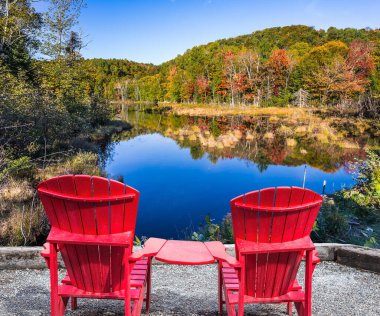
65 152 101 175
192 213 233 243
0 156 35 181
344 150 380 216
312 197 349 243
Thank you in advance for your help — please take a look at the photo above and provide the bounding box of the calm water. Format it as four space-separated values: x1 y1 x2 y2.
104 111 357 238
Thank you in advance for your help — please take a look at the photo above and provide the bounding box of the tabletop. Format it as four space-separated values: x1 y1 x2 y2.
155 240 216 265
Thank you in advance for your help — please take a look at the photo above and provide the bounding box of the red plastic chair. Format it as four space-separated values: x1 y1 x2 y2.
220 187 323 316
38 175 150 316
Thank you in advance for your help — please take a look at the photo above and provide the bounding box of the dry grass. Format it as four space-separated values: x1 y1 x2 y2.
286 138 297 147
39 152 102 180
263 132 275 140
0 202 45 246
0 179 33 203
0 152 103 246
0 177 45 246
161 103 316 119
339 140 360 149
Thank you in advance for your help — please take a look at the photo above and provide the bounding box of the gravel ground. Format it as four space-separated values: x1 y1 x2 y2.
0 262 379 315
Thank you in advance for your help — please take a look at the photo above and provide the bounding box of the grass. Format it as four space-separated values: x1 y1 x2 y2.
158 103 379 147
0 152 104 246
160 102 317 119
0 179 34 203
38 152 103 180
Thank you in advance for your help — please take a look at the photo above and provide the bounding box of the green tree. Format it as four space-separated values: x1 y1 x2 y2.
41 0 85 59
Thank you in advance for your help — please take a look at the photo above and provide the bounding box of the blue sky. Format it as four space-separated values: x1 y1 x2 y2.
34 0 380 65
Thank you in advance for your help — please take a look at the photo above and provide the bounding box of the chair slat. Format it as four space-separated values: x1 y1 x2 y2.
58 176 94 292
110 180 127 292
255 188 275 298
265 187 291 297
92 176 112 292
245 191 259 242
74 175 102 292
230 195 245 255
47 178 86 289
123 185 140 236
242 191 259 296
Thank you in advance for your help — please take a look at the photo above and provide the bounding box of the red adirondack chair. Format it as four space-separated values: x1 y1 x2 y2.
37 175 150 316
220 187 323 316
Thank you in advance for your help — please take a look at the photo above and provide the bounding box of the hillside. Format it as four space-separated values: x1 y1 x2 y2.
115 25 380 116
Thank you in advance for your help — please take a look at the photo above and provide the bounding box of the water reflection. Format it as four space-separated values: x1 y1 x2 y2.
117 108 368 173
102 108 362 239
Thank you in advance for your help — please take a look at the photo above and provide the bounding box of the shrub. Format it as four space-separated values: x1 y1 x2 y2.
312 197 349 243
192 213 233 243
0 156 35 181
65 152 101 175
344 150 380 216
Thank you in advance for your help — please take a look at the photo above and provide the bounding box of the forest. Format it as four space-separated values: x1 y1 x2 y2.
112 25 380 117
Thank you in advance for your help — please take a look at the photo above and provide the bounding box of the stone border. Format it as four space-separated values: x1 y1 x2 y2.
0 244 379 273
0 247 45 270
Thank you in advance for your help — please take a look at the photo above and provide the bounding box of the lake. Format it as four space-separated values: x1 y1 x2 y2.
103 108 363 239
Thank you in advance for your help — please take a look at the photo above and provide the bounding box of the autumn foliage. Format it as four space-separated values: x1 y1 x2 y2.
119 26 380 114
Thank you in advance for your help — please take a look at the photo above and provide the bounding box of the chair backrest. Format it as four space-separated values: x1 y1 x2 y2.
230 187 322 298
38 175 139 293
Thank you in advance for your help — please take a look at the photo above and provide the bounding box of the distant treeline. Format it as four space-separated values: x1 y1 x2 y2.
37 58 157 102
110 25 380 115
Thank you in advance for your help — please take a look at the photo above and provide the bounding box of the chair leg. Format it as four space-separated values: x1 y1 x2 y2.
50 243 67 316
287 302 293 315
226 301 236 316
71 297 77 310
237 255 245 316
218 261 223 315
295 302 304 316
304 251 313 316
124 249 131 316
145 258 152 313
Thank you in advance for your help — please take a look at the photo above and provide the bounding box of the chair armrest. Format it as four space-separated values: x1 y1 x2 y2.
236 235 315 255
40 242 53 269
312 250 321 264
47 227 133 247
129 238 167 261
303 250 320 264
204 241 241 267
41 242 50 258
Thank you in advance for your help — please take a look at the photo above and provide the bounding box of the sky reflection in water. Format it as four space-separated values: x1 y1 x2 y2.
105 133 355 239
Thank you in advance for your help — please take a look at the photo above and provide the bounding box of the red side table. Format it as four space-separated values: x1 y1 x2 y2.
130 238 240 267
155 240 215 265
129 237 240 313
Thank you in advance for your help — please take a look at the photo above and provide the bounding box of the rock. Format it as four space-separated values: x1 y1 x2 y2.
337 246 380 273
